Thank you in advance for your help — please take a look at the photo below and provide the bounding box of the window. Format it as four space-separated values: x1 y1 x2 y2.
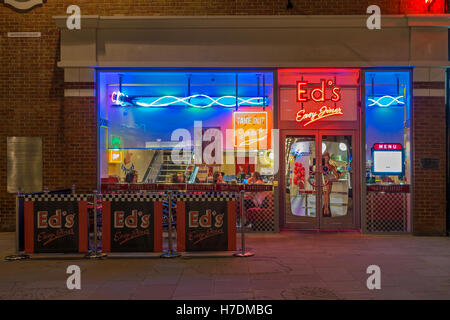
364 70 411 232
97 70 274 185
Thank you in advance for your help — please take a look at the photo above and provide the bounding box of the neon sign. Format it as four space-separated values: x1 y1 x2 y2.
297 80 341 103
111 91 268 109
295 79 344 127
368 95 404 107
111 91 127 106
296 106 344 127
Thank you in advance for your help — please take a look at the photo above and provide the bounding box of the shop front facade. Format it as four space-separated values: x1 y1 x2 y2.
3 14 447 235
278 68 412 232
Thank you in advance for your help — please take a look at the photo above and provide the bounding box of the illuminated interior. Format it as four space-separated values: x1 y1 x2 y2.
279 69 360 225
364 70 411 184
364 69 411 232
98 70 274 184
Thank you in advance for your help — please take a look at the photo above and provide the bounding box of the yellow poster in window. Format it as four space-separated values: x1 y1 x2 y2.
233 111 268 150
108 149 123 163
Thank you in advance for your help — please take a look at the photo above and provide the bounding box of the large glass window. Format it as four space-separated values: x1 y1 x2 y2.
98 71 274 185
364 70 411 232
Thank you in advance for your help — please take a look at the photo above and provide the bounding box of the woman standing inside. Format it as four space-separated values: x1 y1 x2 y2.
322 152 339 217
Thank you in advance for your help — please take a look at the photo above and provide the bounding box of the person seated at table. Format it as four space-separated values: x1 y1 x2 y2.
248 171 264 184
125 170 138 183
172 172 185 183
247 171 272 209
236 166 247 182
213 171 226 184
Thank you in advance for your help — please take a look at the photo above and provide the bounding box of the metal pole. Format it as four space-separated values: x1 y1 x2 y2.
241 191 245 253
5 188 29 261
15 189 20 255
93 190 98 255
234 190 254 257
86 190 106 259
262 74 266 111
235 74 239 111
161 191 180 258
167 191 173 251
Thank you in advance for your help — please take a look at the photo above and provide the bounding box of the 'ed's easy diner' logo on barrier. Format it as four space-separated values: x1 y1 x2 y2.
295 79 344 127
188 209 224 245
37 210 75 245
113 210 151 245
189 209 224 229
114 210 151 229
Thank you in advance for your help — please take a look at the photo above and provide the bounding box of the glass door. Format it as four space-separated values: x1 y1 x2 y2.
283 131 357 229
284 134 319 228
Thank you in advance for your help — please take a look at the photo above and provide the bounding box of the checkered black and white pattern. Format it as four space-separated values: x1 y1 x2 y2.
22 194 88 202
101 194 165 202
173 193 237 202
240 191 275 233
366 192 408 232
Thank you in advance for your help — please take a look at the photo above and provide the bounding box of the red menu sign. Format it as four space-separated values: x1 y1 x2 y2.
373 143 402 150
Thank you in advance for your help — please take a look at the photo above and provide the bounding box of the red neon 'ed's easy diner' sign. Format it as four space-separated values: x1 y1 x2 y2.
295 79 344 127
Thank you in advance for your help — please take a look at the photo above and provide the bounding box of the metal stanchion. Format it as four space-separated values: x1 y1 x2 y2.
161 191 180 258
5 188 30 261
86 190 106 259
234 190 254 257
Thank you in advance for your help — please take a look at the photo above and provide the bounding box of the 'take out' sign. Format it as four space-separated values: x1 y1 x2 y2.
233 111 268 149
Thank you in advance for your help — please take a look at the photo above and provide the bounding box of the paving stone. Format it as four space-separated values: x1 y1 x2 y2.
131 284 177 299
0 232 449 300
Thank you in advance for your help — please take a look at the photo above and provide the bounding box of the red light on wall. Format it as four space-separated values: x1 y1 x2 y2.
401 0 444 14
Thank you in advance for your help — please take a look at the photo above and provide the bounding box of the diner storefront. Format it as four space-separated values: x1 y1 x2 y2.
96 67 413 233
279 69 412 231
49 15 448 236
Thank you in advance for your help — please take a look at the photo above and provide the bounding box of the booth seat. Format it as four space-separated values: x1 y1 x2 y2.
245 192 274 230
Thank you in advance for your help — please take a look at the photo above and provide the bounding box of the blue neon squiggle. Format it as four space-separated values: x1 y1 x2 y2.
112 91 266 108
368 95 405 107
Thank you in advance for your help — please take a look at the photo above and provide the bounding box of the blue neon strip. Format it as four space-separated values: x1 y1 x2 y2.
368 95 405 107
111 91 267 108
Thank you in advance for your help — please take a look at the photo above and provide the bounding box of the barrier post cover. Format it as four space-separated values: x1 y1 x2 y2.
102 194 163 252
177 193 237 252
24 194 88 254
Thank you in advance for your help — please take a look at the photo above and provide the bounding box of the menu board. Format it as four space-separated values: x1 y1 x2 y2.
372 143 404 175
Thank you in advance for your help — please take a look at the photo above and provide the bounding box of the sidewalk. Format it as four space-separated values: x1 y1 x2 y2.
0 231 449 300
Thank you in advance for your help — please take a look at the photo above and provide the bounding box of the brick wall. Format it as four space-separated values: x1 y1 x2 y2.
0 1 447 232
413 94 447 236
63 96 97 193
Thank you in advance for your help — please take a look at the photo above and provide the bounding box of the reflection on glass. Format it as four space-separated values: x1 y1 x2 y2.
101 147 277 185
321 136 352 218
285 136 316 218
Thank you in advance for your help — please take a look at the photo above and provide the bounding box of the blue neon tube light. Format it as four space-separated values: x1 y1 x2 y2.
111 91 268 108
